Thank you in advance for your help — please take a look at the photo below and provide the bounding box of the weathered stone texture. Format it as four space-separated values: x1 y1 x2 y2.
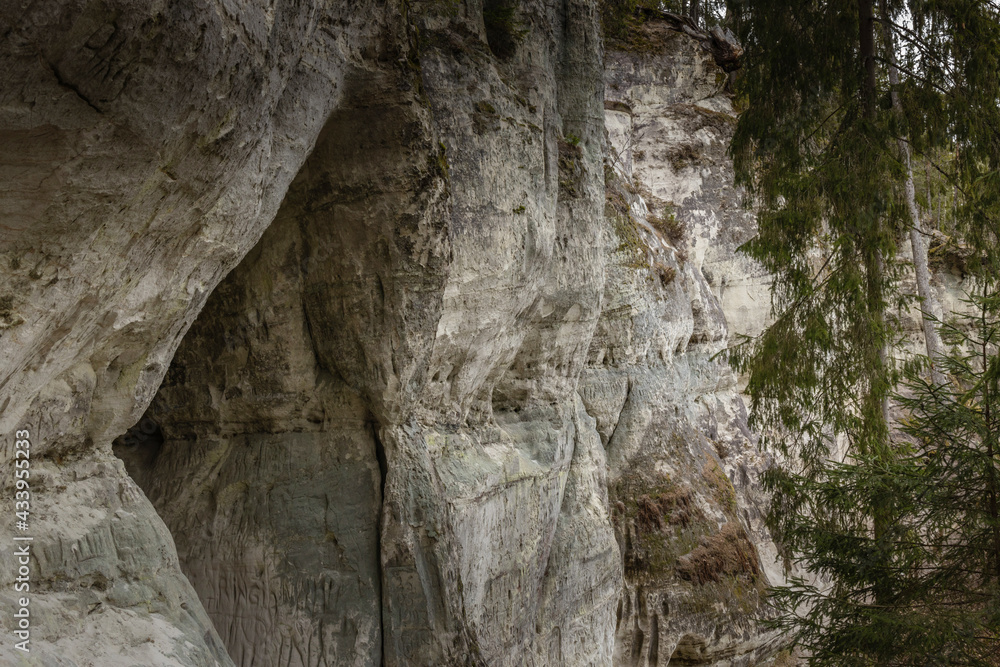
1 4 793 666
0 1 405 663
110 1 620 665
599 25 783 666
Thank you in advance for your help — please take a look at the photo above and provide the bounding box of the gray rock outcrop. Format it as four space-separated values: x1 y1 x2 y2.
598 24 781 665
1 0 388 663
1 4 793 666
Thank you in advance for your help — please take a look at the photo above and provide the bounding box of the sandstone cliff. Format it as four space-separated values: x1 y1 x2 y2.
1 3 785 665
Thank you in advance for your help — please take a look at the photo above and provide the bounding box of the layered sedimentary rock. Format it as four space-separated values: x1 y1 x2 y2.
1 3 792 666
597 25 782 665
0 1 396 663
125 2 621 664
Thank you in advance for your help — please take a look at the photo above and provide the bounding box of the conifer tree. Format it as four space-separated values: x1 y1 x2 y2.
727 0 1000 662
728 0 908 634
890 279 1000 665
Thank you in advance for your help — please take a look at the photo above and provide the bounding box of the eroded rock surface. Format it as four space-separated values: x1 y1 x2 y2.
3 4 788 666
1 1 402 663
125 1 621 664
596 26 782 666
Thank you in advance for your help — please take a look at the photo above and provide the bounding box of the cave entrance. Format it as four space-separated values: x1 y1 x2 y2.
112 57 447 666
113 205 386 665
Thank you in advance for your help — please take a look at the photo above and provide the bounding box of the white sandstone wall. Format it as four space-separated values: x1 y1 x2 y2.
0 5 800 666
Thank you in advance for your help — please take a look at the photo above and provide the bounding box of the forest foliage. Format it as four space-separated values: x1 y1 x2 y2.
595 0 1000 661
717 0 1000 663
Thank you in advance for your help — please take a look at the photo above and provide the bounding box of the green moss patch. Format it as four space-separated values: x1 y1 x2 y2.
605 166 653 269
612 473 711 578
702 455 737 513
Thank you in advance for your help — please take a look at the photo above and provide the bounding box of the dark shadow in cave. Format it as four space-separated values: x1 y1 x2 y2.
111 45 450 664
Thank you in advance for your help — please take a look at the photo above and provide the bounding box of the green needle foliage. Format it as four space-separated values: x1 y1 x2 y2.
726 0 1000 663
728 0 906 470
766 281 1000 664
890 283 1000 665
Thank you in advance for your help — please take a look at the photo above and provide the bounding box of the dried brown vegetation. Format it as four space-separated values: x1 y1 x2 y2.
675 522 761 585
653 261 677 286
635 485 697 532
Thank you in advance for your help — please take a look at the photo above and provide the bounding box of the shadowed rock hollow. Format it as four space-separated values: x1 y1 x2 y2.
1 3 788 666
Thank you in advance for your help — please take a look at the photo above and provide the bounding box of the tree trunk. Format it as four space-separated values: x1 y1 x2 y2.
859 0 877 118
860 0 894 606
858 0 888 431
881 1 946 383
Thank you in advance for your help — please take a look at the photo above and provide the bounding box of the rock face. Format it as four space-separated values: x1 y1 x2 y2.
126 2 621 664
2 4 786 666
598 25 782 665
1 1 390 663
